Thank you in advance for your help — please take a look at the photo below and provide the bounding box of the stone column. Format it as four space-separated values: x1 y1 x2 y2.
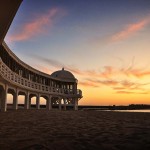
64 98 67 111
59 98 62 110
36 94 40 109
0 97 1 110
1 84 8 112
46 95 52 110
25 91 29 109
0 91 2 110
13 89 18 110
74 98 78 111
29 97 32 109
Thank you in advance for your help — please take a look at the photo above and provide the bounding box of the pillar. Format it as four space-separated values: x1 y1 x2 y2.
29 96 32 109
0 97 1 110
0 93 2 110
25 91 29 109
36 94 40 109
74 98 78 110
13 89 18 110
46 95 52 110
1 84 8 112
64 98 66 111
59 98 62 110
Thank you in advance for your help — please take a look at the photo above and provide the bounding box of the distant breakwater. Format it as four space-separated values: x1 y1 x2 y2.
6 104 150 110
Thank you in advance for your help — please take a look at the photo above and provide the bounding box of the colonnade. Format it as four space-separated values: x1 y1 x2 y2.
0 1 82 113
0 83 78 112
0 43 82 112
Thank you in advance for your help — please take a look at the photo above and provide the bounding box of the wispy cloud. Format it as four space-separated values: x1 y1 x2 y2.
87 78 118 86
121 67 150 78
31 55 85 75
116 91 149 95
33 55 150 79
111 17 150 42
89 16 150 46
31 55 150 95
79 81 99 88
7 8 65 43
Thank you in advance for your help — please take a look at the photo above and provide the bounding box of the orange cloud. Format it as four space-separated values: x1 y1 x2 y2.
82 78 119 87
99 66 115 78
116 91 149 95
121 67 150 78
8 8 64 42
34 55 150 79
111 17 150 42
79 81 99 87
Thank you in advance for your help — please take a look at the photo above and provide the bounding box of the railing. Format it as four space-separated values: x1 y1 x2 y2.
0 59 82 97
2 42 77 83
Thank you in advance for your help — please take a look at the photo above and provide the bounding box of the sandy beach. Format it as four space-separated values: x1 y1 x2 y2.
0 110 150 150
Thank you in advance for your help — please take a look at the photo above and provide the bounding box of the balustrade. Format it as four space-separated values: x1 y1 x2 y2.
0 59 82 97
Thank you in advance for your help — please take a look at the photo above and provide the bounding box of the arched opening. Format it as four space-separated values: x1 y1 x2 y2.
18 95 25 109
29 94 37 109
7 93 13 109
51 97 60 109
61 99 64 104
7 88 16 110
65 98 74 110
30 96 36 109
40 96 47 109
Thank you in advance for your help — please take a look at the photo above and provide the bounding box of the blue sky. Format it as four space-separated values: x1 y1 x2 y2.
5 0 150 105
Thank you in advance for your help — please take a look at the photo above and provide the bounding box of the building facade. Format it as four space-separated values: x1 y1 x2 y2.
0 42 82 112
0 0 82 112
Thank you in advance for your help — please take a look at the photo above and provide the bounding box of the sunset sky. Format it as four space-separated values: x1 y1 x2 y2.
5 0 150 105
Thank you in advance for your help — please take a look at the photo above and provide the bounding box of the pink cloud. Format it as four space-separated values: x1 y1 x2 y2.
8 8 64 42
111 17 150 42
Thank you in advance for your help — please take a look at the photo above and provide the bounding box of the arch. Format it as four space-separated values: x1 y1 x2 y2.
39 95 49 109
29 93 37 109
7 87 16 110
17 90 28 109
51 96 62 110
7 93 13 109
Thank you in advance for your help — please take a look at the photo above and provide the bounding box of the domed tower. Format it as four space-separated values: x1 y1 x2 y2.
51 68 82 110
51 67 75 80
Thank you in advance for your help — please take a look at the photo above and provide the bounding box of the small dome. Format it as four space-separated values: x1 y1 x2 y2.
51 68 75 79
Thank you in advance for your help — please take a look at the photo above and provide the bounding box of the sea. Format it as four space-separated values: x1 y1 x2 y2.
104 109 150 113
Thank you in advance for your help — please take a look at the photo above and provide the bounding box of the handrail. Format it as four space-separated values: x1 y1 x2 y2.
2 42 77 83
0 58 82 98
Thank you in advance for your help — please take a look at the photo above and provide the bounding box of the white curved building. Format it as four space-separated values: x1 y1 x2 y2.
0 0 82 112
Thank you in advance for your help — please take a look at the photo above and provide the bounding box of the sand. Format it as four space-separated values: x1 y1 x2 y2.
0 110 150 150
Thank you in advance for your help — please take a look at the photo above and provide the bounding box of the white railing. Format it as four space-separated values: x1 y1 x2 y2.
0 59 82 97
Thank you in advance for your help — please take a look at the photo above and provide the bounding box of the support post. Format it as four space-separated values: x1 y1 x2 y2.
36 94 40 109
64 98 66 111
0 97 1 110
1 84 8 112
29 96 31 109
25 91 29 109
13 88 18 110
74 98 78 111
59 98 62 110
46 95 52 110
